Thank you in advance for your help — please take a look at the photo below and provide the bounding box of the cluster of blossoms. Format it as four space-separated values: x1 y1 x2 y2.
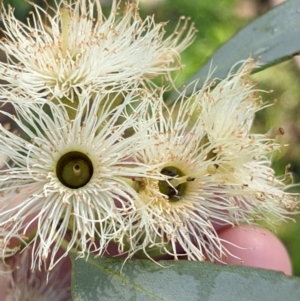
0 0 298 298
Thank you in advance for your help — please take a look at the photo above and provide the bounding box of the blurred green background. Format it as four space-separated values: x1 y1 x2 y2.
3 0 300 275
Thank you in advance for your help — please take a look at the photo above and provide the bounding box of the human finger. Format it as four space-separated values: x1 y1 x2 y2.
218 225 292 275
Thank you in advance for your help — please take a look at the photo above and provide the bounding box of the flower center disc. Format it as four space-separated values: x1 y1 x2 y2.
56 151 93 189
158 166 186 202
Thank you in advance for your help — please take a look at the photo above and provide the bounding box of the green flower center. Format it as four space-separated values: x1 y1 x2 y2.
56 151 93 189
158 166 187 202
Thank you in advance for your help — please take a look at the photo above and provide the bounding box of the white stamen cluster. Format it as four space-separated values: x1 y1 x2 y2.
123 62 298 261
0 92 155 270
0 0 196 103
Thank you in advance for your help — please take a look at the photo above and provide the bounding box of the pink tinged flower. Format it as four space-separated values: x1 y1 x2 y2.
0 0 196 103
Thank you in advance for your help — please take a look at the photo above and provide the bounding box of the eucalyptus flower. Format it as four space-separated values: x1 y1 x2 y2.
127 61 298 262
0 0 196 103
0 91 151 271
196 60 297 222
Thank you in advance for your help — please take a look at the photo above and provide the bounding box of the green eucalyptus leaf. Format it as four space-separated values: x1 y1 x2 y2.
71 255 300 301
170 0 300 100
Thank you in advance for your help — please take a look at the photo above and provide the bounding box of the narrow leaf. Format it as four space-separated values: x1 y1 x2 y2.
71 255 300 301
171 0 300 99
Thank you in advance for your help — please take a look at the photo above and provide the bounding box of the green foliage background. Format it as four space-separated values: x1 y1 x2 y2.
3 0 300 276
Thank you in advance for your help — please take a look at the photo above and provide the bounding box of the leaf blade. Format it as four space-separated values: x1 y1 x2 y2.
173 0 300 98
71 255 300 301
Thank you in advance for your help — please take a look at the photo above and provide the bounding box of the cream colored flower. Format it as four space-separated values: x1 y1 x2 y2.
126 61 298 261
196 60 297 222
0 0 196 103
0 91 151 271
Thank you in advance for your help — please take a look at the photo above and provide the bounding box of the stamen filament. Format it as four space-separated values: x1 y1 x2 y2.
265 127 284 138
60 8 70 57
